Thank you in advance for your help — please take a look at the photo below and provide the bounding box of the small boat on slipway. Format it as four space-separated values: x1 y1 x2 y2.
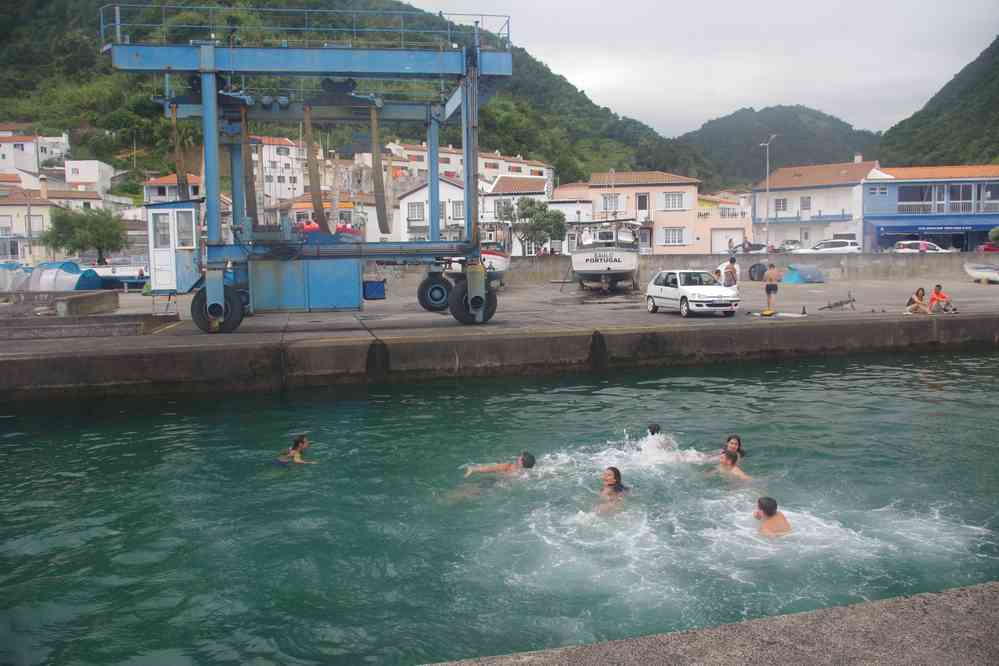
571 220 640 291
964 263 999 284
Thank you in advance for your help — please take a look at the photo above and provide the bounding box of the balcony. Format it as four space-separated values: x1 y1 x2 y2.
895 201 997 215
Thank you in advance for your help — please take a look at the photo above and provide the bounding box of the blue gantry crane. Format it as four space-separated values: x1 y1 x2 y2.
101 3 513 332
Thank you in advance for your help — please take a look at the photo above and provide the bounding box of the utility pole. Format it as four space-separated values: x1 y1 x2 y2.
759 134 777 248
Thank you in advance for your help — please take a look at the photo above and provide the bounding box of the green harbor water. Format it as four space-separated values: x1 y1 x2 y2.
2 352 998 665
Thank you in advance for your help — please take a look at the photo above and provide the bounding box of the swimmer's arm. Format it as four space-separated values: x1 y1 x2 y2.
292 451 317 465
732 467 751 480
464 463 509 477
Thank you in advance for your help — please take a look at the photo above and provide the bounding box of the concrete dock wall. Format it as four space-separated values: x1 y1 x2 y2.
437 582 999 665
3 314 997 401
367 252 979 287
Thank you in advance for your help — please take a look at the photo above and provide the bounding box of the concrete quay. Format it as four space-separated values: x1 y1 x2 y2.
436 582 999 665
1 278 998 401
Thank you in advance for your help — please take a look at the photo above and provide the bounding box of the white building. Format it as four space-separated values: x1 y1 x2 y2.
144 173 202 204
752 155 877 248
479 176 552 256
0 135 40 174
65 160 115 194
249 135 306 202
395 177 469 242
38 133 70 164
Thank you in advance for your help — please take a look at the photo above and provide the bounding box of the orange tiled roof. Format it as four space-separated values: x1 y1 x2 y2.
0 188 57 206
397 176 465 200
0 135 37 143
33 189 101 200
0 122 33 132
590 171 700 187
251 135 296 147
877 165 999 180
0 174 20 183
487 176 547 195
145 173 202 186
754 161 878 190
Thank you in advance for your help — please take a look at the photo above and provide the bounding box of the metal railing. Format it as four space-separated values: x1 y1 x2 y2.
99 3 511 51
897 201 992 215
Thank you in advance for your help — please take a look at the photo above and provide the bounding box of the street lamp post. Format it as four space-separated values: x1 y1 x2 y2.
759 134 777 249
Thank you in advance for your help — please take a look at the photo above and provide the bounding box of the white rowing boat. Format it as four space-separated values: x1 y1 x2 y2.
963 263 999 284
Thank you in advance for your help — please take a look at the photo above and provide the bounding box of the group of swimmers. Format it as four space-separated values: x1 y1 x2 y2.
462 423 792 536
905 284 958 315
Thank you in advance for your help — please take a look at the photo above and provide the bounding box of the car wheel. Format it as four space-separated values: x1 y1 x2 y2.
679 297 690 318
646 296 658 313
723 310 735 317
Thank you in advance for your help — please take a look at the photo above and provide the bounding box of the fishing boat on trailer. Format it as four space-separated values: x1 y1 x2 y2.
571 220 641 291
446 221 512 285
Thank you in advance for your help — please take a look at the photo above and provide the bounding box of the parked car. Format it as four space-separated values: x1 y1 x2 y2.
976 242 999 253
891 240 957 253
792 239 861 254
737 242 769 254
777 239 802 253
646 269 740 318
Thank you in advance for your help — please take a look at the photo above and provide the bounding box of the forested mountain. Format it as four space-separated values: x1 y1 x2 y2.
680 105 881 187
0 0 719 187
880 35 999 166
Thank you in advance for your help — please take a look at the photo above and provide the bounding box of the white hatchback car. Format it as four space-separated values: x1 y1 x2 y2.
646 269 740 318
792 239 861 254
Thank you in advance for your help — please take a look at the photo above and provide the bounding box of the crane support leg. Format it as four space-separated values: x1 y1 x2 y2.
303 105 331 234
370 106 391 234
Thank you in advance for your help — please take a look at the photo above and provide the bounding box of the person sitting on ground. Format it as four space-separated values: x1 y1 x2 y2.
717 450 751 480
928 284 958 313
754 496 792 536
465 450 535 477
276 434 316 465
905 287 930 315
721 434 746 461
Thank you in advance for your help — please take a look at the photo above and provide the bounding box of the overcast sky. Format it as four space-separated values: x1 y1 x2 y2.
409 0 999 137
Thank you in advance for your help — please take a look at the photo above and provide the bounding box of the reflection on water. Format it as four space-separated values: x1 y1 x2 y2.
1 352 998 665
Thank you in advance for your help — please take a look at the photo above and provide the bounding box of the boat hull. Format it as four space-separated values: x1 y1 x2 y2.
572 249 639 285
964 262 999 284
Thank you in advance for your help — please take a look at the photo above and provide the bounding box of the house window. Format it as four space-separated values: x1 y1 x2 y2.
868 186 877 194
407 201 425 221
0 215 12 236
637 193 649 211
602 193 621 211
410 154 425 162
658 227 685 245
289 176 297 184
509 165 523 173
276 147 290 156
41 147 47 154
71 168 80 175
157 186 167 197
418 169 427 176
878 185 887 195
530 169 544 176
443 170 457 178
523 239 536 256
439 201 445 221
152 213 171 248
283 163 292 169
83 202 92 210
775 198 787 212
265 175 273 183
484 161 499 169
296 211 310 223
440 157 451 165
277 176 285 183
14 143 24 152
800 196 811 211
661 192 684 210
452 201 464 219
268 161 277 169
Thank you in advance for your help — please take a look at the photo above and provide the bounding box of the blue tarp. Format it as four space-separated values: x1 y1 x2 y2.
783 264 825 284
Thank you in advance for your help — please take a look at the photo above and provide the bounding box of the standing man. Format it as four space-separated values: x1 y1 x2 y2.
763 263 781 312
720 256 739 288
727 237 736 256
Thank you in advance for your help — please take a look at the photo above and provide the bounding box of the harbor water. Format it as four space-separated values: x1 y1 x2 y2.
2 352 998 665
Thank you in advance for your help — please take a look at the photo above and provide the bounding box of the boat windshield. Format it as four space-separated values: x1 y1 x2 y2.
680 271 719 287
577 226 639 250
482 241 507 252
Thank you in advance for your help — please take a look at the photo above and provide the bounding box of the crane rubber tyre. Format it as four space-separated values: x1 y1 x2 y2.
417 274 452 312
448 279 498 324
191 285 244 333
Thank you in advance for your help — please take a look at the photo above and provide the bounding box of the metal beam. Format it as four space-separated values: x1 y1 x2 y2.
428 109 441 242
443 85 463 121
206 241 476 263
162 102 430 123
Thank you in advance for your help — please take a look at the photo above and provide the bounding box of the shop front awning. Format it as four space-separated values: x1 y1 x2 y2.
866 216 999 234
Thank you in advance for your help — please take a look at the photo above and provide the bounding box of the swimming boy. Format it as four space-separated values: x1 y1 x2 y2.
754 496 792 536
276 434 316 465
464 450 536 477
718 450 751 480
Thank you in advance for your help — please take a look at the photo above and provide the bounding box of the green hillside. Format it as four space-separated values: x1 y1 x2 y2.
680 105 881 186
880 35 999 166
0 0 719 187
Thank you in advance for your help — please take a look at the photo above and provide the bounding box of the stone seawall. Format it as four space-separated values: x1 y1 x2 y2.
367 252 979 287
3 314 997 401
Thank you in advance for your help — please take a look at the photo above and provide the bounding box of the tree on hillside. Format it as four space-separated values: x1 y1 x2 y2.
499 197 566 256
40 207 127 265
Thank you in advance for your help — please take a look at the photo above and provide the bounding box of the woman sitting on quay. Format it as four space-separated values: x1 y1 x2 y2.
905 287 930 315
